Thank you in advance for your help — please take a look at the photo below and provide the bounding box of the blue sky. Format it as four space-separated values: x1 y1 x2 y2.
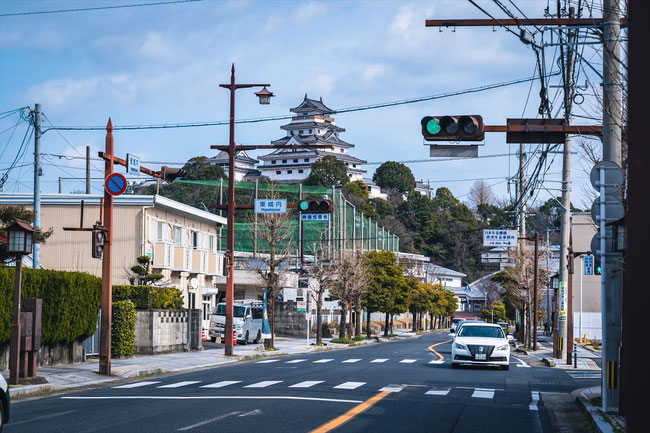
1 0 604 208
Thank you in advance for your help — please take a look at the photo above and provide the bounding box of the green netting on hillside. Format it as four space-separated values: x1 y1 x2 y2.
177 179 331 195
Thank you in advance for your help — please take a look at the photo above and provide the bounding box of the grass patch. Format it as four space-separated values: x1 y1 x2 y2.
330 337 353 344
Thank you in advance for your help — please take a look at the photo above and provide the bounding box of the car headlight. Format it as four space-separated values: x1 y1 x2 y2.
454 342 467 351
235 324 243 330
497 344 509 351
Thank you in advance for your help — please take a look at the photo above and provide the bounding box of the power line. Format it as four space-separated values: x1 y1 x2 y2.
42 72 560 132
0 0 203 17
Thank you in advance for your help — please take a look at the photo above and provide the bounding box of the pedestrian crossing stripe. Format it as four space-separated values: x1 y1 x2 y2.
158 381 201 388
200 381 241 388
342 359 361 363
113 381 161 389
245 381 283 388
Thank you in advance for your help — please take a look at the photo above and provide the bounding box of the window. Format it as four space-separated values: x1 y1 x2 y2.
340 149 344 153
309 129 313 134
276 170 281 175
191 231 199 249
156 221 165 242
174 227 182 245
282 159 287 163
271 160 276 165
298 169 304 174
304 158 309 162
293 159 298 163
299 130 304 134
352 164 356 168
208 235 215 252
287 170 293 174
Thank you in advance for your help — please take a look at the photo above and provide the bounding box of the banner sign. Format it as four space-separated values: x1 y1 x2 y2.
483 229 517 247
559 281 567 321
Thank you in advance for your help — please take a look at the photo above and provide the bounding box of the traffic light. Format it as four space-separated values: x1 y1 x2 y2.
594 255 602 275
298 199 332 213
421 115 484 141
161 166 186 183
92 225 106 259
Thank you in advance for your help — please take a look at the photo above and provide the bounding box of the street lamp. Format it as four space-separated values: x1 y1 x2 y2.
254 87 274 105
6 219 34 385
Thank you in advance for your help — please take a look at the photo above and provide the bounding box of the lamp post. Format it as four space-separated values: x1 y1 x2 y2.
219 64 273 356
7 219 34 385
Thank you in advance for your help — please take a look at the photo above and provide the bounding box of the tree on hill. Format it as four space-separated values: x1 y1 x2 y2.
467 179 495 210
372 161 416 194
303 155 349 187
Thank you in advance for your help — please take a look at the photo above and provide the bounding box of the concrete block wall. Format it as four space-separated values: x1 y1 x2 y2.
135 309 202 355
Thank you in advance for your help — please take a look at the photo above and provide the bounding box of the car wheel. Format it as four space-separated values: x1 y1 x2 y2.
254 331 261 344
452 363 460 369
501 364 510 371
242 332 249 345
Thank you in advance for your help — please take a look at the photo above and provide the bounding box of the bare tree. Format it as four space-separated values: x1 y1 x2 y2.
330 250 370 338
467 180 495 210
302 241 337 345
249 183 294 349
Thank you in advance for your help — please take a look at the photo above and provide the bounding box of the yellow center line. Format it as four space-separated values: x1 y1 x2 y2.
427 339 452 362
309 391 392 433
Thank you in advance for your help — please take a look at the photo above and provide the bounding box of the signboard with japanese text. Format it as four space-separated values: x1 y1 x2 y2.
255 199 287 214
558 281 567 321
584 255 594 276
483 229 518 247
126 154 140 175
301 213 330 222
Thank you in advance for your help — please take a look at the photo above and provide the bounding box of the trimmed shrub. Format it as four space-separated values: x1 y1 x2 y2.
0 266 101 344
111 301 136 358
112 285 183 310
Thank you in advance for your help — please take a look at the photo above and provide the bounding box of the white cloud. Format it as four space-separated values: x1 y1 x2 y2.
294 1 327 21
140 32 173 61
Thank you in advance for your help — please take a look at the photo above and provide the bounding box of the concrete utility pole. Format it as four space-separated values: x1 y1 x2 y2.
601 0 623 412
518 143 526 239
33 103 42 269
557 6 577 361
86 145 91 194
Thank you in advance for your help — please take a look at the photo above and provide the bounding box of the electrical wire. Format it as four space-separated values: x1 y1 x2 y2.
0 0 203 17
42 114 104 174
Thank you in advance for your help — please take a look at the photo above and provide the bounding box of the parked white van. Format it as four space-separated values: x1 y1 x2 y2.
209 300 263 345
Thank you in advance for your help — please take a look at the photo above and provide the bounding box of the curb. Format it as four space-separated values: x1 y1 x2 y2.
573 387 622 433
541 357 556 367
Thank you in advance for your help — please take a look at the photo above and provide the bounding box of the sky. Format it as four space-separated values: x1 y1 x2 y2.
0 0 607 210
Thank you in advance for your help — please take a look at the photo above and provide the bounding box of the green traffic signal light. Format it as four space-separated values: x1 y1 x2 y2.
299 201 309 211
426 118 441 135
596 266 602 275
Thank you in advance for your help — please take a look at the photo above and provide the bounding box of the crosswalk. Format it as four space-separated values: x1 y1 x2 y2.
261 357 440 365
567 370 601 380
111 379 520 402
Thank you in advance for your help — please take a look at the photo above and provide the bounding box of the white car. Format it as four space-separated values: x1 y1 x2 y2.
1 374 9 432
451 322 511 370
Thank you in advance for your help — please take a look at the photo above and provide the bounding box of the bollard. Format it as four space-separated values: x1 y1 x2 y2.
573 344 578 369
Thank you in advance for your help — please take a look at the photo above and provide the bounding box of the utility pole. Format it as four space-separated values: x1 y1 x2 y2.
601 0 623 413
32 103 42 269
533 232 539 351
557 6 577 361
518 143 526 239
99 119 114 375
86 145 91 194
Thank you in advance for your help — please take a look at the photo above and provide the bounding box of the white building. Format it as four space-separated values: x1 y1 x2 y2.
257 95 367 182
207 149 260 181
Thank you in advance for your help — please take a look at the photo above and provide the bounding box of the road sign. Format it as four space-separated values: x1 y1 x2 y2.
104 173 127 196
559 282 567 321
489 305 494 311
590 226 613 256
590 160 624 196
483 229 517 247
591 196 624 224
126 154 140 175
301 213 329 221
255 199 287 214
297 301 307 312
464 285 472 293
584 255 594 276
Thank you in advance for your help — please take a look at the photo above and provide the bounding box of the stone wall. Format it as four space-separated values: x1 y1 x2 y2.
0 340 84 371
135 309 201 355
273 301 308 337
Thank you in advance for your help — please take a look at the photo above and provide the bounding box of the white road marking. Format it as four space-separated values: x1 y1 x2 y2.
342 359 361 363
256 359 280 364
428 359 445 364
245 380 283 388
334 381 366 390
8 410 78 426
177 411 242 431
62 396 363 403
471 388 495 399
379 384 406 392
113 381 160 389
399 359 417 364
568 372 601 379
286 359 307 364
529 391 540 411
425 387 451 396
512 356 530 368
289 381 324 388
313 359 334 363
200 381 241 389
370 358 388 363
158 381 201 388
238 409 263 417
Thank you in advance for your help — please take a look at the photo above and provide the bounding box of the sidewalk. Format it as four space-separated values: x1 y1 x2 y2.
574 387 626 433
517 335 600 370
3 330 422 398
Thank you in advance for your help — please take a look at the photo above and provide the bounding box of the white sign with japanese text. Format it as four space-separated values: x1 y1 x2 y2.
483 229 518 247
255 199 287 214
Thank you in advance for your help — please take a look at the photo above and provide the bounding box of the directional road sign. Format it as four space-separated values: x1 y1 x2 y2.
584 255 594 276
104 173 127 196
301 213 329 221
126 154 140 175
255 199 287 214
483 229 518 247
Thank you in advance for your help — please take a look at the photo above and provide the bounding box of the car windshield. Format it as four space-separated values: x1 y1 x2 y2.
212 304 246 318
458 325 505 339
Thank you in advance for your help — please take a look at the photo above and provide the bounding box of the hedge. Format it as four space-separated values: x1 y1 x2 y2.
111 301 136 358
0 266 101 345
112 285 183 310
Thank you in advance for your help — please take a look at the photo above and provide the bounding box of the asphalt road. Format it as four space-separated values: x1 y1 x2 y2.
6 332 598 433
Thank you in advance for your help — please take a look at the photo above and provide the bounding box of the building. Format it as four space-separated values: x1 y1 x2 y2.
0 193 227 328
207 150 260 181
257 95 367 182
363 178 388 200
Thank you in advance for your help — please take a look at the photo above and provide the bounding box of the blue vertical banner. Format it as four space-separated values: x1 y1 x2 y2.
261 288 271 339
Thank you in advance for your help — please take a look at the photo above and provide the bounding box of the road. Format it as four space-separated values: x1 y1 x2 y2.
6 332 597 433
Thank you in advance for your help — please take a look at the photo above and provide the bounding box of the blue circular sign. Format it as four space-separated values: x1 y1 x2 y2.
105 173 127 196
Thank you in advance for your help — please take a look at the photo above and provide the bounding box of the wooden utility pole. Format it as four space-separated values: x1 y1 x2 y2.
99 119 114 375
